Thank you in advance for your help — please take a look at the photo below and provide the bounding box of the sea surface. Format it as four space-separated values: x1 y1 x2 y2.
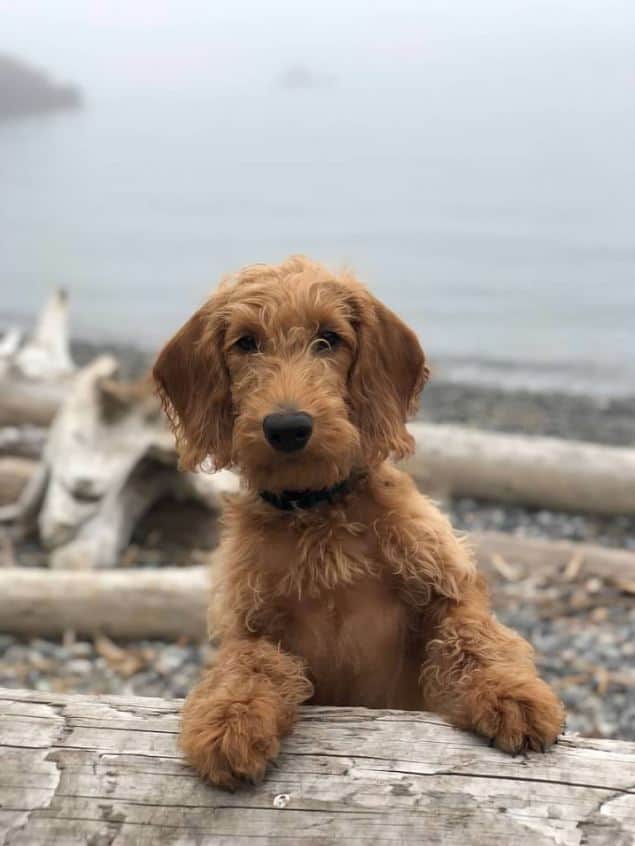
1 88 634 396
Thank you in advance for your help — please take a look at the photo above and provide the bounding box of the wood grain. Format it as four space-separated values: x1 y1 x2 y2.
406 422 635 515
1 689 634 845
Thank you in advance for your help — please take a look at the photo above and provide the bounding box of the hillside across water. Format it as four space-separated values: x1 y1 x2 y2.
0 54 81 119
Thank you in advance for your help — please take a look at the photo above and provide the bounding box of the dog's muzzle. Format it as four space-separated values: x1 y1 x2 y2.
262 412 314 453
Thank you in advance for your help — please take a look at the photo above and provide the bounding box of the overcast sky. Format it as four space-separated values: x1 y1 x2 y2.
2 0 634 97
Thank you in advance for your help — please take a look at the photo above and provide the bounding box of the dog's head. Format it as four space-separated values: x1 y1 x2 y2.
153 256 428 491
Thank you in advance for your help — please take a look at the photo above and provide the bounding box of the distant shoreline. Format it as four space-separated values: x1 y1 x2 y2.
0 54 82 120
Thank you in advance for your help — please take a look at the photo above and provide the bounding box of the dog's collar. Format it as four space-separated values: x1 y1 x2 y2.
259 478 351 512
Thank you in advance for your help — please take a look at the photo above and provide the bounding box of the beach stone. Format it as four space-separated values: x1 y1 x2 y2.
67 642 93 657
65 659 93 675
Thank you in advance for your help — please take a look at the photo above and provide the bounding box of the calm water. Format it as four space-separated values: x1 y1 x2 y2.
1 88 634 396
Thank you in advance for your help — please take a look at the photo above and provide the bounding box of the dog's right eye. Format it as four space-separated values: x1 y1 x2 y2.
234 335 258 353
315 329 341 352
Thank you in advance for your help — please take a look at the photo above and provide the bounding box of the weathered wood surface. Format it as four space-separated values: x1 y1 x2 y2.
1 531 633 639
0 425 47 459
0 457 38 506
0 565 210 640
2 353 239 567
407 422 635 515
0 379 68 427
0 289 76 427
0 689 633 845
473 531 635 586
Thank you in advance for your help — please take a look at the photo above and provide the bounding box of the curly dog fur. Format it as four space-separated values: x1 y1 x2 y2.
154 255 565 789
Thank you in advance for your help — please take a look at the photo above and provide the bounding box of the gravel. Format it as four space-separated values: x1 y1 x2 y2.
0 633 215 700
490 568 635 740
422 379 635 447
450 498 635 551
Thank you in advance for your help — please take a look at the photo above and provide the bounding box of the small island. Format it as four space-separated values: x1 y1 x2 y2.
0 54 82 120
277 64 337 90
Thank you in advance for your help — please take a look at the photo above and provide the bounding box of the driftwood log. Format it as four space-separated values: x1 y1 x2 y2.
1 689 634 845
1 532 633 640
474 531 635 584
0 565 210 640
407 423 635 515
1 354 238 568
0 379 69 428
0 425 47 459
0 289 76 427
0 457 38 506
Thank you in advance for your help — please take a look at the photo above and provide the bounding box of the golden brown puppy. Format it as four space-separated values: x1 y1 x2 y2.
154 255 564 789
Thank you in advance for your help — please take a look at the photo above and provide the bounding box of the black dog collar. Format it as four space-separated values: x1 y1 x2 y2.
259 478 351 511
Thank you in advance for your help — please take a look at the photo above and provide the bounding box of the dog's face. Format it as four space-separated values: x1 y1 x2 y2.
153 257 428 491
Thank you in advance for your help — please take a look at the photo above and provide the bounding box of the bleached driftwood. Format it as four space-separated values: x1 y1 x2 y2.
0 378 70 427
0 457 39 506
12 288 74 379
37 356 173 568
0 290 76 426
1 689 634 845
1 533 632 639
47 457 184 571
0 425 47 459
3 353 239 568
407 423 635 515
0 463 48 526
473 531 635 584
0 565 209 639
0 327 22 361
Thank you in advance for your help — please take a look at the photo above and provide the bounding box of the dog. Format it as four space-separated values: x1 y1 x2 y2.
153 255 565 789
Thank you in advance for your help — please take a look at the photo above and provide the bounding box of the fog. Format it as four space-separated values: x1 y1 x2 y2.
3 0 634 101
2 0 634 393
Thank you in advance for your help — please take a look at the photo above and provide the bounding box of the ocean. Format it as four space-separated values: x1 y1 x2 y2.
1 86 634 397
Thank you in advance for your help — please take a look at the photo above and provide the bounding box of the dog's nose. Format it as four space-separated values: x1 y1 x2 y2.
263 412 314 453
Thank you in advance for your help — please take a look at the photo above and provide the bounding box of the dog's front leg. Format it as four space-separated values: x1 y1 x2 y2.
379 495 564 753
419 587 565 753
180 638 312 789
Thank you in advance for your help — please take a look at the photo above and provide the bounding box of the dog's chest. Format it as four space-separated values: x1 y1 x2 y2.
233 495 423 707
273 577 419 708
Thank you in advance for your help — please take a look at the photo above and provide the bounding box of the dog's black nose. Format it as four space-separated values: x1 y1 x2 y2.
263 412 313 453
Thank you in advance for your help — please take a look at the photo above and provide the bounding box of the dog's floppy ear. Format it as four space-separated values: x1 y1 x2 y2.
348 290 428 463
153 290 233 471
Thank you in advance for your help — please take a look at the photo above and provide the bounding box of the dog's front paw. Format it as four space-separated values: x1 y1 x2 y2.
472 675 565 754
181 695 282 790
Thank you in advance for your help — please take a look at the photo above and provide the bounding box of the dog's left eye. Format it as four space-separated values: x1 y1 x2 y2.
315 330 341 352
234 335 258 353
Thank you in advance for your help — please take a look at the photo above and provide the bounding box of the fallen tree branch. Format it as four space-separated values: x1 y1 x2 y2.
407 422 635 515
